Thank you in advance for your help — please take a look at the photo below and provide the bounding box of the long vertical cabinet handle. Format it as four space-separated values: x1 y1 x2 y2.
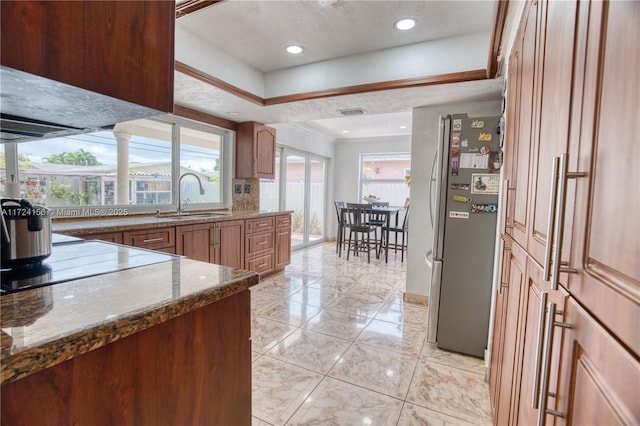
543 158 560 281
531 291 548 409
503 179 514 234
537 301 574 426
498 237 511 295
550 154 586 290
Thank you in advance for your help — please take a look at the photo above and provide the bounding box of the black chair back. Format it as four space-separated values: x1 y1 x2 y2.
345 203 374 230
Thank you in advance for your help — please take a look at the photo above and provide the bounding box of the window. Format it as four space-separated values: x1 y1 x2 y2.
0 116 227 216
360 153 411 206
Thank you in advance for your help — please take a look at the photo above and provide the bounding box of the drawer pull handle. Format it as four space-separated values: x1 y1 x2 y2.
257 223 268 227
258 241 268 245
258 263 267 268
142 237 164 243
532 292 548 409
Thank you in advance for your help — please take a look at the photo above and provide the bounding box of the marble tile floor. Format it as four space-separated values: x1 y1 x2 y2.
251 242 492 426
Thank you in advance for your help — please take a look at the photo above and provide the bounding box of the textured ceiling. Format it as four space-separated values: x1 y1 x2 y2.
175 0 500 139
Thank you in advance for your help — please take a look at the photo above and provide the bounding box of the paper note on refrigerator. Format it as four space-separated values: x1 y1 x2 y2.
460 153 488 169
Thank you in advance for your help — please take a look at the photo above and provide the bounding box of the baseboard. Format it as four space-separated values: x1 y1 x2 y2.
403 292 429 307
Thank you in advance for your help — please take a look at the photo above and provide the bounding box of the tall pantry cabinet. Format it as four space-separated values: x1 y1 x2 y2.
490 1 639 425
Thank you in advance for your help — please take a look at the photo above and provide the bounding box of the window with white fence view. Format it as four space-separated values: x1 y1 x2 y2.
360 153 411 207
0 118 224 214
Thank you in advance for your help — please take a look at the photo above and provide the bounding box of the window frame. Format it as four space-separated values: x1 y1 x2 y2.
1 114 232 217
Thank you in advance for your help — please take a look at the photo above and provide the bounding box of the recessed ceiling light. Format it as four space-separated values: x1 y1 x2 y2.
400 126 408 129
227 112 241 116
342 130 350 134
286 45 303 54
394 18 416 31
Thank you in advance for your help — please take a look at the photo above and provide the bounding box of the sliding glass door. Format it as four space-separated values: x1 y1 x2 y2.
263 147 326 249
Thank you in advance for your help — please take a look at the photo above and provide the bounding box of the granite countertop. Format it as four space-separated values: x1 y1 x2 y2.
0 253 259 385
52 209 292 235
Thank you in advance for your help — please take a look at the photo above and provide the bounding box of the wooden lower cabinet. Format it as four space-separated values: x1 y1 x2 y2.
490 236 527 425
176 223 212 263
0 291 252 425
212 220 244 269
77 231 123 244
554 298 639 425
244 214 291 276
123 227 175 253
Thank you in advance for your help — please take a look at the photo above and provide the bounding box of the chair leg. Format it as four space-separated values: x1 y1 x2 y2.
346 230 352 260
401 232 405 262
366 232 370 263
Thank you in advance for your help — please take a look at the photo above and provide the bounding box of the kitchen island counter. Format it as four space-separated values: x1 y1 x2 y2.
1 255 259 385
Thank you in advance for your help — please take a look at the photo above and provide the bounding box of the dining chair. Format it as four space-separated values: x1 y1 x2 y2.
370 201 389 255
387 199 410 262
344 203 378 263
333 201 348 257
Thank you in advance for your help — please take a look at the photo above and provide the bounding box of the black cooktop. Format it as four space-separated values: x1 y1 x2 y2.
1 240 177 295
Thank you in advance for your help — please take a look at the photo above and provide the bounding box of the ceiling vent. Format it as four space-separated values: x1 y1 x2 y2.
338 108 366 116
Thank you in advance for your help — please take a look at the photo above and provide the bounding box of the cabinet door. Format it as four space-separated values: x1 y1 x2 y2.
212 220 244 269
255 126 276 179
526 0 580 265
554 297 640 425
508 0 538 248
78 232 123 244
176 224 212 263
490 237 528 425
566 0 640 355
274 227 291 270
516 259 568 426
0 1 174 112
123 227 175 251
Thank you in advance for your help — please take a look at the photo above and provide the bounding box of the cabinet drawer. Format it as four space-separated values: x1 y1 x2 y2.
78 232 123 244
123 227 175 250
246 252 274 274
246 217 274 234
275 214 291 229
246 232 274 256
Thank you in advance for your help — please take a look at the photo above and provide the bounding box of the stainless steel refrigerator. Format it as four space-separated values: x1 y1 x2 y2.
427 113 501 358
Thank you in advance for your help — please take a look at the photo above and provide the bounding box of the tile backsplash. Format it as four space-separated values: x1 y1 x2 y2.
232 178 259 210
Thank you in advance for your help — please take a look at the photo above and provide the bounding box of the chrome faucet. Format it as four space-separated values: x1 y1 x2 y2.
177 172 205 214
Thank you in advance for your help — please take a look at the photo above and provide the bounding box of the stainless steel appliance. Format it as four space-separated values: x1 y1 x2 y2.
427 114 501 357
1 198 52 267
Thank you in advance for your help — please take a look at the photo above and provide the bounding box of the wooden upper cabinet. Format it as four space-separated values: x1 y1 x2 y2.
565 0 639 355
0 1 174 113
526 0 580 266
235 122 276 179
508 0 538 249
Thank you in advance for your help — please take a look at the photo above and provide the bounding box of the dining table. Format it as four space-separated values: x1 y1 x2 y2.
341 205 401 263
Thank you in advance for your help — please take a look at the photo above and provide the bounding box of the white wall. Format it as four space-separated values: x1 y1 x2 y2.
405 100 502 298
332 135 412 238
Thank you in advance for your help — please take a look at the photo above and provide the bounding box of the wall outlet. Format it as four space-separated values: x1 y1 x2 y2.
234 183 242 194
243 184 251 193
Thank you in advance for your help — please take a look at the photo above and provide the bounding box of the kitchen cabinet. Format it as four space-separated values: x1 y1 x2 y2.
176 223 212 263
1 290 251 425
0 1 174 113
563 0 639 355
77 231 123 245
503 0 537 249
235 122 277 179
491 1 639 425
274 214 292 269
554 297 639 425
212 220 245 269
489 236 527 425
524 0 580 267
245 216 275 275
123 227 175 254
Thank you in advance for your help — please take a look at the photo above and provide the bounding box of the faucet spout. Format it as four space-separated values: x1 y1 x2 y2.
177 172 206 214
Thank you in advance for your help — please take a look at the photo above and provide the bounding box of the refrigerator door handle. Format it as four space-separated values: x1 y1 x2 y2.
427 259 443 343
428 148 438 227
425 249 433 268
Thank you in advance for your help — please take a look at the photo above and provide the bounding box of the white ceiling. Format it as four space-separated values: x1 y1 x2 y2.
174 0 502 139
